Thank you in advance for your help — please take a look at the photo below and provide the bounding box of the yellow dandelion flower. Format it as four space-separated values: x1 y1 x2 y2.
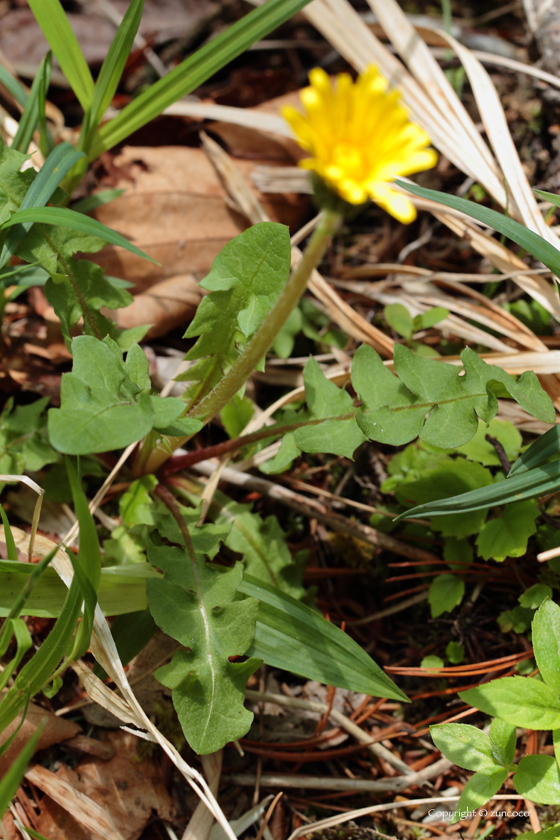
282 66 437 223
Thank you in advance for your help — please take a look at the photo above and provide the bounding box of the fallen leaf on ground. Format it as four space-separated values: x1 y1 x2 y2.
33 731 176 840
90 145 306 291
0 699 80 777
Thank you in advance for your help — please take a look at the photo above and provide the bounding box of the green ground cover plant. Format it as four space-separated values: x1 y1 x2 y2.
4 0 560 835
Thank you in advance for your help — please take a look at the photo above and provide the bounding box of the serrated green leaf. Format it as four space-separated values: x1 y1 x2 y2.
532 599 560 694
44 258 133 347
0 142 36 229
48 336 155 454
430 724 498 771
353 343 553 449
460 677 560 729
0 397 57 476
398 179 560 280
239 574 408 701
292 358 366 458
489 718 517 766
146 520 260 754
182 223 291 403
352 344 424 445
514 755 560 804
476 500 538 562
429 574 465 618
260 432 301 474
220 501 306 600
454 767 508 818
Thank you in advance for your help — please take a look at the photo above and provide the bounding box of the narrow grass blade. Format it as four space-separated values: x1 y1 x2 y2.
240 574 409 700
397 179 560 278
3 206 158 263
0 506 19 561
0 65 28 108
72 189 126 214
84 0 144 139
509 424 560 476
0 575 81 732
0 619 32 692
535 189 560 209
21 143 84 210
399 460 560 519
63 458 100 662
88 0 313 158
26 0 94 111
0 561 157 618
12 53 51 154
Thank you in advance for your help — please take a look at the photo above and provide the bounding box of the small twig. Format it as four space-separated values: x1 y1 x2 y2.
153 483 197 564
254 792 283 840
188 461 441 564
484 434 511 473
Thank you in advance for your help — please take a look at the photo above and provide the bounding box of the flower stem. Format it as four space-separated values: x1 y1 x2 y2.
190 209 340 422
140 209 341 475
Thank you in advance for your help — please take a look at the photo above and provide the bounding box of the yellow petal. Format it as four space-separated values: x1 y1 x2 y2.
281 63 436 218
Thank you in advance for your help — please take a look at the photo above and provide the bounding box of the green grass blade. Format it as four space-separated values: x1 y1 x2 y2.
88 0 313 159
397 179 560 278
21 144 84 210
26 0 94 111
509 424 560 476
71 188 126 214
63 458 100 662
0 576 82 732
0 506 19 562
37 55 54 157
535 189 560 209
3 206 157 263
12 52 51 154
0 620 32 692
239 574 409 701
0 65 28 108
398 460 560 519
0 722 44 817
84 0 144 139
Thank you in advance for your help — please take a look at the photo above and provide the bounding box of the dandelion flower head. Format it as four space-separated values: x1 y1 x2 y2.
282 66 437 223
